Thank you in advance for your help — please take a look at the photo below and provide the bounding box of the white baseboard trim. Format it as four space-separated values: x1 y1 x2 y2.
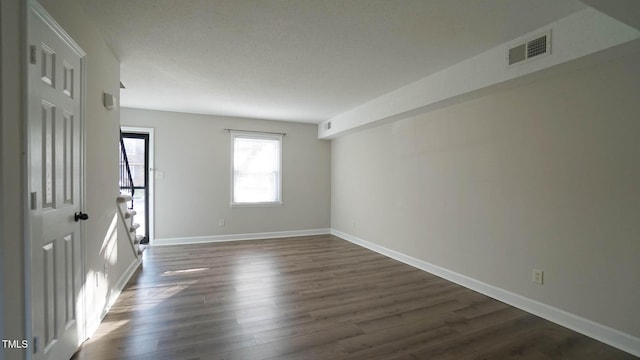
86 258 141 339
330 228 640 357
154 228 331 246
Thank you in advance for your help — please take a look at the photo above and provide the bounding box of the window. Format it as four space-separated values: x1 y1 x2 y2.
231 131 282 206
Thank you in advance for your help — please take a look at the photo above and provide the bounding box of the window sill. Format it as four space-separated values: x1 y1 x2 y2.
230 202 283 208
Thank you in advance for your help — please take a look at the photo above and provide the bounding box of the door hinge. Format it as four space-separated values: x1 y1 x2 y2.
30 192 37 210
33 336 39 353
30 45 37 64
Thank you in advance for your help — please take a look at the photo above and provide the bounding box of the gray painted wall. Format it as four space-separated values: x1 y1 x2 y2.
331 51 640 338
1 1 26 359
122 108 331 241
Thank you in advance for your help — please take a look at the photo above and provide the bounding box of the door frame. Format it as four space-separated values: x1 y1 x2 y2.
25 0 88 355
121 126 155 245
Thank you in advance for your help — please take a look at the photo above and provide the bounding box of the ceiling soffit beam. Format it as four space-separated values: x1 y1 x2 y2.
319 7 640 140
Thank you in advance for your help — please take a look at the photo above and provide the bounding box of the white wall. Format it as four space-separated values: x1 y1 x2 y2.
331 51 640 340
121 108 331 242
1 1 27 359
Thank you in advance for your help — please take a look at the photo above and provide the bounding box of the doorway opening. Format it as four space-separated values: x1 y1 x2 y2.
119 128 154 244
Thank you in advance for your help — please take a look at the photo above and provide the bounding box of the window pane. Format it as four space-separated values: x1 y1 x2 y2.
233 135 281 204
122 137 146 187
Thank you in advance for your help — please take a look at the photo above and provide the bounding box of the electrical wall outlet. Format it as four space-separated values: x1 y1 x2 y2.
532 269 544 285
219 219 225 227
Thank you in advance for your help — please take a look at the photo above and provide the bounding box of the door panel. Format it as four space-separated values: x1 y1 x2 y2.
64 233 76 328
41 101 55 208
42 241 56 349
29 4 85 360
63 112 74 204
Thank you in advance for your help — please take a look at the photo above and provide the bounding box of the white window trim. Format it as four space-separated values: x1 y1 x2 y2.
230 130 283 207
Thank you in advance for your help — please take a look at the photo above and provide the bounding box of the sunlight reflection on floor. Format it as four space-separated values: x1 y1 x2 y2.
162 267 209 276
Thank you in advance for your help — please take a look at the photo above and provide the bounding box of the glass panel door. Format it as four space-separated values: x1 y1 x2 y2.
120 132 149 243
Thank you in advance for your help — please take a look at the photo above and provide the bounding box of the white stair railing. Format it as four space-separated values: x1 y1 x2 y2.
116 194 145 257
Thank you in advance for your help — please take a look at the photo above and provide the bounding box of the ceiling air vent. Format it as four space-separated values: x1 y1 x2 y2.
508 31 551 66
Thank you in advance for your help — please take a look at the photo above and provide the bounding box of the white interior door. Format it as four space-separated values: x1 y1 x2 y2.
28 3 86 359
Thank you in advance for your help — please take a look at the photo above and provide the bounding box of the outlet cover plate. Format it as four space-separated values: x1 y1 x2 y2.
532 269 544 285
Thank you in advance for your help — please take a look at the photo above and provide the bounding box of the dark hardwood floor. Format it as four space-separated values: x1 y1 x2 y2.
72 235 637 359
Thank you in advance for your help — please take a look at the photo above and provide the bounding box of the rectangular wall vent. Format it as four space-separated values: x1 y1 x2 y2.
527 35 547 58
508 31 551 66
326 121 332 130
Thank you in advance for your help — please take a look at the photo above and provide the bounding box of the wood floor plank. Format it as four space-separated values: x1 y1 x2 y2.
72 235 637 360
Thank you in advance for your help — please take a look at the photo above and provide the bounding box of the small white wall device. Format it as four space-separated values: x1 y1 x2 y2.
103 92 117 110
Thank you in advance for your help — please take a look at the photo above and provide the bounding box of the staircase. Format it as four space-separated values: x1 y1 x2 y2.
117 194 145 257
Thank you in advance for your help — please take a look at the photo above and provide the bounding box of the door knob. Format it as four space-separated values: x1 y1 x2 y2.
74 212 89 222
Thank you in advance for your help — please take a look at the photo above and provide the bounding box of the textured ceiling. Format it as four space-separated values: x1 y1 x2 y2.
80 0 586 123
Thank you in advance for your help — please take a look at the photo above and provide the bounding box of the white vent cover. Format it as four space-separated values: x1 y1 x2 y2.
508 31 551 66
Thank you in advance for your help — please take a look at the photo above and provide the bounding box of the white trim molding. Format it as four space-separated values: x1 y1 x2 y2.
155 228 331 246
330 229 640 357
